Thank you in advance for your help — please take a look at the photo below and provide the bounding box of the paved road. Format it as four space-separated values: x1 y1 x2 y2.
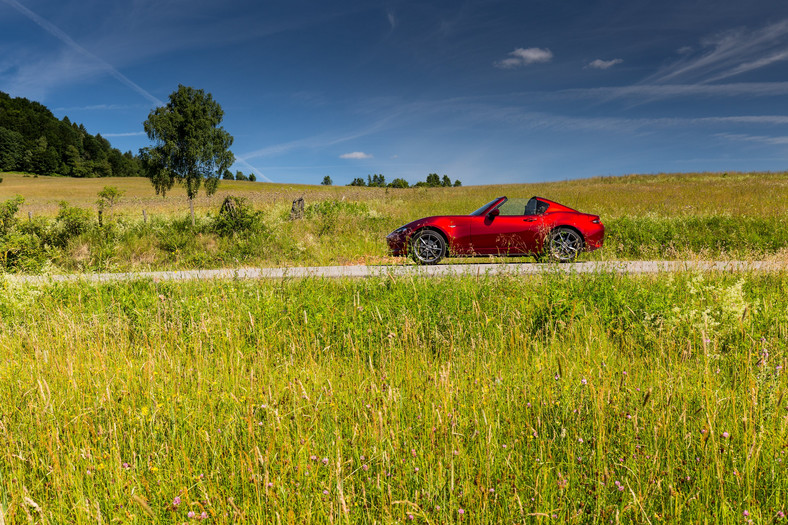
5 260 786 285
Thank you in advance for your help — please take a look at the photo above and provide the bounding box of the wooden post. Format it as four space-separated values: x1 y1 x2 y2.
143 209 147 224
28 211 32 221
189 198 195 227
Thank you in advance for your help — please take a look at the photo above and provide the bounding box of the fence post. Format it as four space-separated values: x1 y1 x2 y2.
28 211 32 221
143 209 147 224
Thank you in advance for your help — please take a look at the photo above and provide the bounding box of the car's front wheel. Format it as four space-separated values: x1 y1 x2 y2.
545 227 584 262
410 229 446 265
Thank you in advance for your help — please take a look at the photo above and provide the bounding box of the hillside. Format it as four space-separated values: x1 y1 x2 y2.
0 91 141 178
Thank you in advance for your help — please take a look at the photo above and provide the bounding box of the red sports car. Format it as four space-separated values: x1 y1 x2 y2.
386 196 604 264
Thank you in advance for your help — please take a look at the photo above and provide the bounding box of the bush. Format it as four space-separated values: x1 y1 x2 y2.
212 196 263 237
51 201 93 247
0 195 24 234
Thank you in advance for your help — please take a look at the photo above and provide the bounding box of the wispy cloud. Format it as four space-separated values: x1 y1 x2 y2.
340 151 373 159
716 132 788 146
387 9 397 30
55 104 142 111
0 0 163 105
102 131 146 137
494 47 553 69
587 58 623 70
648 19 788 84
553 82 788 102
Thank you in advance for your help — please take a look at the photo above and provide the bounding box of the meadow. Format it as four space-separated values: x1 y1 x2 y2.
1 170 788 272
1 271 787 523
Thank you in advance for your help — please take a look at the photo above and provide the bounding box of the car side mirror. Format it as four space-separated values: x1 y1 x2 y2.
487 208 500 218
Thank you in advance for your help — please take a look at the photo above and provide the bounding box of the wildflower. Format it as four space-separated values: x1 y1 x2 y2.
578 438 584 443
310 455 317 461
173 497 181 507
722 432 730 439
267 482 273 488
323 490 329 495
322 457 329 465
414 467 420 473
554 373 560 381
777 510 785 519
188 511 196 518
200 511 208 520
581 378 587 385
489 488 495 493
458 508 465 515
743 510 750 517
122 462 130 469
435 506 441 511
408 514 414 520
362 464 369 471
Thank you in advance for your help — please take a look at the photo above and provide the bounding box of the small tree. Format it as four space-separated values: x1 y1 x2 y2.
441 175 452 187
453 179 462 187
322 175 333 186
388 178 409 188
349 178 366 187
140 85 234 225
249 173 257 182
96 186 124 225
425 173 441 187
235 170 249 181
222 169 234 180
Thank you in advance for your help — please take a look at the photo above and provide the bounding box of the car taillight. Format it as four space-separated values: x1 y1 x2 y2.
591 218 601 224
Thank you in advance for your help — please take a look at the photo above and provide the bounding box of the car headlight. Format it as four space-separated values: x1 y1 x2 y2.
390 226 408 235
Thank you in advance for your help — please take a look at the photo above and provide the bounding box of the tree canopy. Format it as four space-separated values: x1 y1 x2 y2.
140 85 234 199
0 91 141 177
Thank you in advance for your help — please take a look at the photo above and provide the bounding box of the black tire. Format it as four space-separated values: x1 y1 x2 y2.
545 227 584 262
410 229 446 265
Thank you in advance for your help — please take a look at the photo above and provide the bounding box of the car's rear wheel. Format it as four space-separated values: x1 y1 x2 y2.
545 227 584 262
410 229 446 265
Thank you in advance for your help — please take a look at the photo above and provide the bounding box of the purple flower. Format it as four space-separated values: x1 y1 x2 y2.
458 508 465 515
722 431 730 439
187 511 196 518
173 496 181 507
200 511 208 520
581 378 587 385
744 510 750 517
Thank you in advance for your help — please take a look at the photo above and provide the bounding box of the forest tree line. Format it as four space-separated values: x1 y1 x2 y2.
0 91 141 178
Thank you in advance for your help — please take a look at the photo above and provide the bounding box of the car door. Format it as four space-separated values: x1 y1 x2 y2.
470 201 544 255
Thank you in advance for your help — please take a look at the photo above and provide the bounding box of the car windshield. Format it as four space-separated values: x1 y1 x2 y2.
469 198 504 216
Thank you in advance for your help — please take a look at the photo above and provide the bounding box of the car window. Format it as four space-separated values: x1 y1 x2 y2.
470 198 503 216
525 197 550 215
496 198 531 216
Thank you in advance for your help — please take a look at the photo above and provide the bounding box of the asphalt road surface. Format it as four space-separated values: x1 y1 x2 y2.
6 260 786 285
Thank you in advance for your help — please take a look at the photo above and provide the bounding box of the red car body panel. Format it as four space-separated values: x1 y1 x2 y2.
386 196 604 260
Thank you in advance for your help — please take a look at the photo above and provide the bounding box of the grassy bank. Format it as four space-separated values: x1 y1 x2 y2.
1 272 787 522
2 171 787 272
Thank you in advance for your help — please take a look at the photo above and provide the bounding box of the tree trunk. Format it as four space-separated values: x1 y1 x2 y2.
190 198 195 227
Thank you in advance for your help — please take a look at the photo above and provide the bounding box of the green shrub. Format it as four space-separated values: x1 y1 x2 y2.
51 201 93 248
0 195 24 234
212 195 263 237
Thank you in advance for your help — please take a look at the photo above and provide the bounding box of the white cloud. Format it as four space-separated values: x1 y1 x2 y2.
587 58 623 70
340 151 373 159
494 47 553 69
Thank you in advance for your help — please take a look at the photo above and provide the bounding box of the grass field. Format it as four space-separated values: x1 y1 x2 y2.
2 171 788 272
1 271 787 523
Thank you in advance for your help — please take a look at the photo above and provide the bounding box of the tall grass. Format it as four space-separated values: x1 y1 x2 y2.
1 272 787 522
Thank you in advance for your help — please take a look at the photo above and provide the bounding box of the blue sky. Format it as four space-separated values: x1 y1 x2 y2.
2 0 788 185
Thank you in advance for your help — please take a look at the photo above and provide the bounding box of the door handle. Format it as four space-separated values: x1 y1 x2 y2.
523 218 537 222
